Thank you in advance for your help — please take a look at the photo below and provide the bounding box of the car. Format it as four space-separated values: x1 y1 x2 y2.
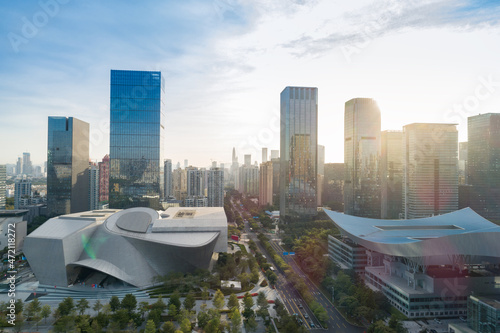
309 321 315 328
304 314 309 319
459 316 467 322
298 304 303 309
434 318 442 324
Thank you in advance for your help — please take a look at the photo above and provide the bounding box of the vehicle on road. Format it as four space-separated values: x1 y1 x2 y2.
298 304 303 309
304 314 309 319
309 321 315 328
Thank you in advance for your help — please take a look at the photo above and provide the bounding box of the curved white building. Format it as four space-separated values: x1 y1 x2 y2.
325 208 500 319
24 207 227 288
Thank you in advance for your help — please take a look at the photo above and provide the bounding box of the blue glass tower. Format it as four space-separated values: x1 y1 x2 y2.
47 116 90 216
279 86 318 221
109 70 165 209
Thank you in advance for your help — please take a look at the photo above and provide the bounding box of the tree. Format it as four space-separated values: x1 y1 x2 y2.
256 292 269 320
227 293 239 310
93 300 103 314
139 301 150 319
212 289 225 310
245 316 258 332
57 297 75 316
152 296 168 313
168 304 178 317
242 292 254 320
197 310 210 329
148 308 162 327
183 291 196 311
388 315 407 333
25 298 41 321
169 290 182 310
230 307 242 333
161 321 176 333
368 320 396 333
112 309 130 330
76 298 90 315
40 304 51 324
109 296 121 312
144 319 156 333
121 294 137 314
180 318 192 333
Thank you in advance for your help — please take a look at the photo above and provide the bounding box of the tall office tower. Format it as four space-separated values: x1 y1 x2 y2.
270 150 279 160
44 161 47 174
467 114 500 222
173 168 187 202
259 161 273 207
344 98 381 218
211 161 217 169
244 154 251 167
207 167 224 207
231 147 239 189
380 131 403 219
22 152 33 176
323 163 344 210
0 165 5 210
14 178 32 210
34 166 42 178
317 145 325 206
164 159 173 199
109 70 165 209
47 117 90 216
176 162 181 170
186 167 203 197
458 142 468 186
98 154 110 203
15 157 22 176
239 164 259 196
403 123 458 219
280 86 318 220
262 148 268 163
271 155 280 206
89 162 100 210
184 160 188 169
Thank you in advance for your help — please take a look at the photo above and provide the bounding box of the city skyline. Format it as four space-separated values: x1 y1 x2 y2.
2 1 500 166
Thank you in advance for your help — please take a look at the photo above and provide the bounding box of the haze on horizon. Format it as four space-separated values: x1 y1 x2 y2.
1 0 500 167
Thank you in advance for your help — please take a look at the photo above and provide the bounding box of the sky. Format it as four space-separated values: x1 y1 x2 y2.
1 0 500 168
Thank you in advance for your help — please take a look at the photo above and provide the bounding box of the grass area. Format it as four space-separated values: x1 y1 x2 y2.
228 242 247 254
389 307 408 321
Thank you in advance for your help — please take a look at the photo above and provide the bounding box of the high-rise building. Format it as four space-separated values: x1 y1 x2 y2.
244 154 251 167
47 116 90 216
207 167 224 207
280 86 318 220
231 148 239 189
323 163 344 211
109 70 165 209
173 168 187 202
271 154 280 207
89 162 100 210
184 159 188 169
380 130 403 219
15 157 22 176
344 98 381 218
14 178 32 210
270 150 279 160
403 123 458 219
259 161 273 207
262 148 268 164
458 142 468 186
164 159 173 199
98 154 110 203
186 167 204 197
0 165 5 210
22 152 33 176
467 113 500 222
239 164 259 196
317 145 325 206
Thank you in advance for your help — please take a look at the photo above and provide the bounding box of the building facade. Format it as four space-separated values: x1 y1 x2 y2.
47 116 90 216
280 86 318 220
98 154 110 203
380 130 403 219
109 70 165 209
207 167 224 207
344 98 381 218
0 165 5 210
467 113 500 222
403 123 458 219
259 161 273 207
22 152 33 176
164 159 173 198
89 163 100 210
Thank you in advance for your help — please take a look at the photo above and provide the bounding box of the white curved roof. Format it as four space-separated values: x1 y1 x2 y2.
324 208 500 259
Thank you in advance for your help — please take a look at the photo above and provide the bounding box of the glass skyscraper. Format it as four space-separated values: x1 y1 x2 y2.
47 116 90 216
280 86 318 221
344 98 381 218
109 70 165 209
